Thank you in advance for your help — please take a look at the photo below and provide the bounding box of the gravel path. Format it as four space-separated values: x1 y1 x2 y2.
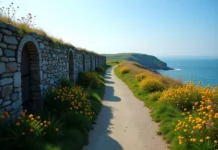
83 67 169 150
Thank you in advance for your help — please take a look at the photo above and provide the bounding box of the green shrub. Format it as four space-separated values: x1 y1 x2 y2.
95 66 105 72
45 86 94 119
60 78 73 88
148 92 162 101
139 78 164 93
119 66 131 74
135 72 148 82
78 72 101 88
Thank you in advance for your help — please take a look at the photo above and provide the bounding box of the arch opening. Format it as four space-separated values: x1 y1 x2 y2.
21 42 41 111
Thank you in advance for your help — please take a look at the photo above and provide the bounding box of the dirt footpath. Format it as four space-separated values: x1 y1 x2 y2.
83 67 169 150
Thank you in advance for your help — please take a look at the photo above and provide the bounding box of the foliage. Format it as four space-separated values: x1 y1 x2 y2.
119 66 131 74
78 72 101 88
135 72 148 82
95 66 105 72
60 78 73 88
139 78 164 93
174 86 218 149
46 86 94 119
0 110 61 149
159 82 202 111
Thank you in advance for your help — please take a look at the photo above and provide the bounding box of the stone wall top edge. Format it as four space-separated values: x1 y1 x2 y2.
0 21 104 57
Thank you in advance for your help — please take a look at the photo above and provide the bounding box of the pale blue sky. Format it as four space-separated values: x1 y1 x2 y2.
1 0 218 57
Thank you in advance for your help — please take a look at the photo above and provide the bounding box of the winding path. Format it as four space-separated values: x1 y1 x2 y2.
83 67 168 150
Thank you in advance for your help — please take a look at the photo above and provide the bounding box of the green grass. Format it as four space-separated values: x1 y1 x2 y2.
114 66 185 150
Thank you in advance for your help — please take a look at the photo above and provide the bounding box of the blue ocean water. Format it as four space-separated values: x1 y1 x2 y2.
157 58 218 87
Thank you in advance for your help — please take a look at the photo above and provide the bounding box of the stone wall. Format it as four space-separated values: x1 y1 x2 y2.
0 21 106 119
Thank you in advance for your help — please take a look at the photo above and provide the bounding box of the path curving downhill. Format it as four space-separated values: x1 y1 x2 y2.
83 67 169 150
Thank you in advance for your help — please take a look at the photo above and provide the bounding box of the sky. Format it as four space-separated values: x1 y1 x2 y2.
1 0 218 57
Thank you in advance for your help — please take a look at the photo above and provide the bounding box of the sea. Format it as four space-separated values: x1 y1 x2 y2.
156 57 218 87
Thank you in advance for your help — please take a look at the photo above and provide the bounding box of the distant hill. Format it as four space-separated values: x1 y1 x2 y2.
103 53 172 70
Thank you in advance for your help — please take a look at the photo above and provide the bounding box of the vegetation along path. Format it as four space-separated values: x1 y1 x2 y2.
83 67 168 150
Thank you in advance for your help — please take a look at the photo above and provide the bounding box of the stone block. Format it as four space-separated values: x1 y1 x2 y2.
6 62 17 72
0 22 7 28
4 49 15 56
0 99 3 105
0 62 5 74
0 42 7 48
9 58 16 62
1 29 12 35
2 100 11 107
13 72 21 87
7 24 19 32
0 57 9 62
0 78 13 86
3 35 18 44
12 99 22 109
7 45 17 50
11 93 18 101
1 85 13 97
1 73 13 77
5 105 12 111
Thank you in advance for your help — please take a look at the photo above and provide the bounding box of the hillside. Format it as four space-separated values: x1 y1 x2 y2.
103 53 172 70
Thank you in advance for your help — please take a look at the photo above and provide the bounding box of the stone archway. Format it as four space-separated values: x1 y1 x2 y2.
17 35 42 112
68 51 74 83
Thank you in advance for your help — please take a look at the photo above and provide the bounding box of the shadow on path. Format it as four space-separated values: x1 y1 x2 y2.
83 67 123 150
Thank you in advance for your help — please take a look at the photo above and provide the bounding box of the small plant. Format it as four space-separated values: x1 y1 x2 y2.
119 66 131 74
95 66 105 72
0 2 19 23
139 78 164 93
159 82 202 110
45 86 94 119
174 86 218 149
78 72 101 88
60 78 73 88
135 72 148 82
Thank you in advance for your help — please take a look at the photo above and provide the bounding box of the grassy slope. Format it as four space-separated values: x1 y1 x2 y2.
114 62 187 150
103 53 171 70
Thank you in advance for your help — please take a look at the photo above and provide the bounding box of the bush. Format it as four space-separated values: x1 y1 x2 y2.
78 72 101 88
95 66 105 72
0 110 61 149
159 82 202 111
148 92 162 101
174 86 218 149
60 78 73 88
119 66 131 74
139 78 164 93
45 86 94 119
135 72 148 82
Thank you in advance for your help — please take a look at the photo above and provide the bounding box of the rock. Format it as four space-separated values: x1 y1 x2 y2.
0 99 3 105
0 42 7 48
7 45 17 50
11 93 18 101
3 35 18 45
12 99 22 109
7 24 19 32
13 72 21 87
1 73 13 77
4 49 15 56
0 62 5 74
2 100 11 107
1 29 12 35
50 79 54 84
9 58 16 62
0 57 9 62
5 105 12 111
43 73 47 79
39 43 45 49
14 87 21 92
6 62 17 72
0 48 2 56
1 85 13 97
0 78 13 86
0 22 7 28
